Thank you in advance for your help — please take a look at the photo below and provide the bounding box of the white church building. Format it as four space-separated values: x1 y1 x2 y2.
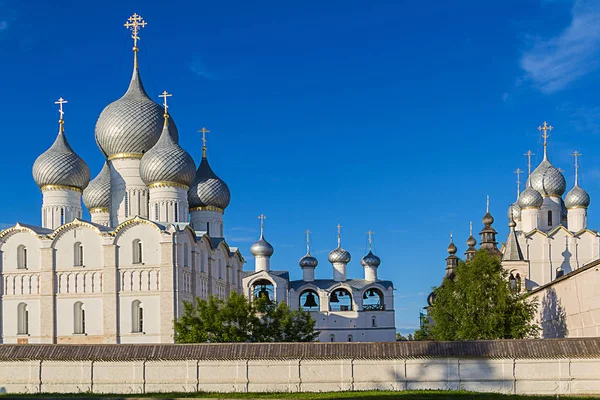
0 14 395 344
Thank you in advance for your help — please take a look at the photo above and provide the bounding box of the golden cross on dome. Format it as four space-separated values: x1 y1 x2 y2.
305 229 312 254
337 223 342 247
199 127 210 157
258 214 266 236
124 13 147 50
366 230 375 250
538 121 553 158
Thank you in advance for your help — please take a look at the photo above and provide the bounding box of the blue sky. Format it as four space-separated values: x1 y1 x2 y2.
2 0 600 334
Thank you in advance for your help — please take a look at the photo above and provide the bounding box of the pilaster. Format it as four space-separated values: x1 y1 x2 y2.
39 247 55 343
159 241 175 343
102 243 118 343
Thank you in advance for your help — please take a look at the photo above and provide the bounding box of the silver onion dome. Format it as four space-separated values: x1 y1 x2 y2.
482 212 494 226
83 162 110 210
565 185 591 209
518 186 543 209
140 119 196 187
299 253 318 268
188 156 231 210
328 246 351 264
95 67 178 158
360 251 381 267
466 235 476 247
527 159 566 197
508 202 522 221
250 235 274 257
33 127 90 191
447 241 457 255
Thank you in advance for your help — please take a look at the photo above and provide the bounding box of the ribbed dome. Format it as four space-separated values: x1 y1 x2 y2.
299 253 318 268
518 186 543 209
565 185 591 209
508 202 522 221
95 68 179 158
83 162 110 210
482 212 494 226
527 159 566 197
360 251 381 267
250 235 274 257
140 118 196 187
328 246 351 264
447 241 457 255
466 235 476 247
33 126 90 191
188 156 231 210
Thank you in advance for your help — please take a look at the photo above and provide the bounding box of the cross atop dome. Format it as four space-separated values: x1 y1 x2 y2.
124 13 147 69
572 150 582 185
258 214 266 237
337 223 342 247
366 230 375 250
199 127 210 158
538 121 553 159
305 229 312 254
514 168 522 199
159 90 172 117
55 97 68 132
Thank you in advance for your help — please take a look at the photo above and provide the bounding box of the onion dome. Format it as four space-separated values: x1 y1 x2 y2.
361 251 381 267
188 156 231 211
482 212 494 226
95 67 178 159
518 186 543 209
83 162 110 211
299 254 318 268
467 235 476 248
329 247 351 263
508 202 521 221
527 159 566 197
140 117 196 187
33 121 90 191
447 240 457 255
565 186 590 209
251 235 274 257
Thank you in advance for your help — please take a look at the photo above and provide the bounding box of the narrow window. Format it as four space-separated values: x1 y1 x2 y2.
74 242 83 266
548 210 553 227
74 301 85 334
218 260 223 279
125 193 129 218
155 203 159 221
132 300 143 333
348 335 353 342
200 251 205 272
17 303 28 335
60 208 65 225
133 240 142 264
372 316 377 327
43 212 47 228
17 245 27 269
174 203 179 222
329 334 335 342
183 243 189 267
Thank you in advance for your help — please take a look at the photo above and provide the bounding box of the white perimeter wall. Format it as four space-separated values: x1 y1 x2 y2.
1 357 600 395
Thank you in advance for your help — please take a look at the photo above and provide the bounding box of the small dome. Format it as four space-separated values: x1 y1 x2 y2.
528 159 566 197
518 186 543 209
188 156 231 211
482 212 494 226
299 253 318 268
32 127 90 191
508 218 517 228
565 185 591 209
328 246 351 264
83 162 110 211
95 68 178 158
360 251 381 267
140 118 196 187
250 235 274 257
508 202 521 221
466 235 476 247
447 241 457 255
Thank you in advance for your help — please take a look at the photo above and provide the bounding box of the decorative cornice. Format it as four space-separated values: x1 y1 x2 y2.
108 152 143 161
567 206 588 210
190 206 224 213
89 207 110 214
41 184 82 193
147 181 189 190
521 207 541 211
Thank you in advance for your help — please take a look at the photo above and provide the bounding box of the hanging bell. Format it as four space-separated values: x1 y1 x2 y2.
303 292 318 308
368 289 375 297
258 287 272 305
330 291 340 303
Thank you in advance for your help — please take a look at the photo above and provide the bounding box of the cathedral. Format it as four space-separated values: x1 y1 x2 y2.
0 14 395 344
435 123 600 338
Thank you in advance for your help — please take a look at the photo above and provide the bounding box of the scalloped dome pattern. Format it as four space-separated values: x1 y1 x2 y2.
83 162 111 210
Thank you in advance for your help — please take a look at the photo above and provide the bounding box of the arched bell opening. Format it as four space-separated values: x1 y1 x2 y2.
300 289 320 311
362 287 385 311
252 279 275 305
329 288 352 311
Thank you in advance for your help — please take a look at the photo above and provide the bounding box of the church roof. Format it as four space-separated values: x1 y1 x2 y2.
243 270 290 281
289 279 394 291
502 220 524 262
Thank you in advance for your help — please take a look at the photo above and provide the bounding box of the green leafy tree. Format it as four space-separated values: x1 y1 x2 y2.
428 250 539 340
396 333 407 341
174 292 318 343
413 322 434 341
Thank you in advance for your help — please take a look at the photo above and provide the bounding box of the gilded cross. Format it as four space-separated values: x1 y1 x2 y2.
199 127 210 157
54 97 68 120
124 13 147 50
572 151 582 185
305 229 312 254
258 214 266 236
366 230 375 250
159 91 172 114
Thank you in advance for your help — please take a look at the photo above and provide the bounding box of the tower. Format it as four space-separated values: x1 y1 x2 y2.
565 151 591 232
445 232 458 279
250 214 274 272
299 230 318 282
328 223 351 282
188 128 231 237
479 196 501 257
361 230 381 281
140 92 196 223
465 222 477 261
32 98 90 229
519 150 543 232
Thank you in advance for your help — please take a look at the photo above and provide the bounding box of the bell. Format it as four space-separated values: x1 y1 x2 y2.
258 287 272 305
368 289 375 297
303 292 318 308
330 292 340 303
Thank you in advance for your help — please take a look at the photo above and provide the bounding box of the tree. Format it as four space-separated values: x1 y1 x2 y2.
174 292 319 343
428 249 539 340
413 322 434 341
396 333 407 341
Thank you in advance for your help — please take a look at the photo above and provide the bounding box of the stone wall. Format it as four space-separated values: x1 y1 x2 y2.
1 340 600 395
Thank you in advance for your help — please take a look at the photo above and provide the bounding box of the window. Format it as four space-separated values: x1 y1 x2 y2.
372 316 377 327
218 260 223 279
200 252 205 272
174 203 179 222
329 334 335 342
347 335 353 342
329 288 353 311
74 242 83 266
60 208 65 225
125 193 129 218
548 210 553 227
133 240 142 264
17 303 28 335
74 302 85 334
132 300 143 333
300 289 320 311
183 243 189 267
17 245 27 269
155 203 159 221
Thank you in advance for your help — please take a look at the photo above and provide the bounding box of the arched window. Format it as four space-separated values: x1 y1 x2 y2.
363 288 385 311
548 210 553 227
17 245 27 269
329 334 335 342
252 279 274 305
133 240 142 264
174 203 179 222
347 335 353 342
132 300 143 333
200 251 205 273
17 303 28 335
183 243 189 267
60 208 65 225
372 316 377 327
124 193 129 218
218 259 223 279
329 288 352 311
74 242 83 266
155 203 159 221
300 289 320 311
74 301 85 334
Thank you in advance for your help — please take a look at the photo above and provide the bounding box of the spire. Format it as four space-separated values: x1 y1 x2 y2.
124 13 147 71
514 168 522 200
480 198 501 257
572 150 581 186
199 127 210 158
538 121 552 160
54 97 68 134
159 90 172 126
502 216 524 261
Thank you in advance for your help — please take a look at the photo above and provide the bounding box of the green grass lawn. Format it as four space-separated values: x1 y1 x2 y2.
0 391 598 399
